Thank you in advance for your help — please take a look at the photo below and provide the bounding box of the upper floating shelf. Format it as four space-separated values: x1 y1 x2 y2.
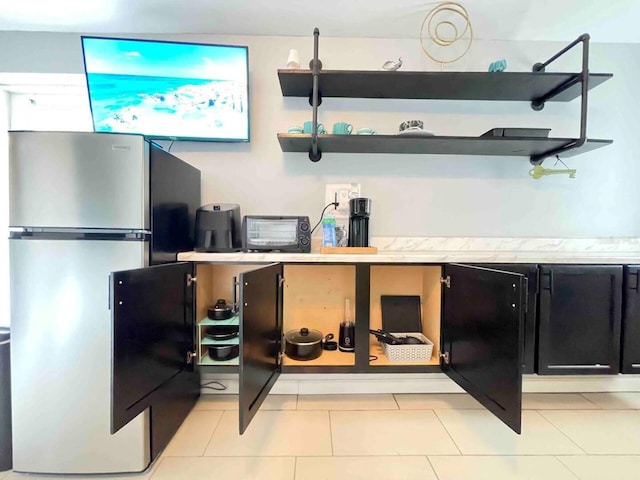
278 70 613 102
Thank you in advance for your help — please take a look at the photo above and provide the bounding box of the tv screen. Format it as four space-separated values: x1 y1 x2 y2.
81 36 249 142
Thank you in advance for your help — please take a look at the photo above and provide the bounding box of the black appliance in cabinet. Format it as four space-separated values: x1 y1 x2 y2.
476 264 539 374
111 262 526 435
537 265 622 375
622 266 640 374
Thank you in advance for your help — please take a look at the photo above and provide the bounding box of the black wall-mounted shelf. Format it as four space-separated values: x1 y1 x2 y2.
278 134 611 157
279 70 612 102
281 30 613 164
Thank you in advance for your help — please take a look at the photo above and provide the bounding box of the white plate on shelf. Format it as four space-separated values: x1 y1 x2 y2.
397 129 435 136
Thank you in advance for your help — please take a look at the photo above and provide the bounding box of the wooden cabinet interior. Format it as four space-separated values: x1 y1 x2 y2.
369 266 442 366
282 264 356 366
196 264 262 366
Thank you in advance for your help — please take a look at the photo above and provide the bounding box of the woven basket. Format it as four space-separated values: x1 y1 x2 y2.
381 333 434 362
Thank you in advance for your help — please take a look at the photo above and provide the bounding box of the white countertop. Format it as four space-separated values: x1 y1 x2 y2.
178 237 640 264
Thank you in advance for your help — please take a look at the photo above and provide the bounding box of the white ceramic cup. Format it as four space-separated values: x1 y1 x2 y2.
287 49 300 69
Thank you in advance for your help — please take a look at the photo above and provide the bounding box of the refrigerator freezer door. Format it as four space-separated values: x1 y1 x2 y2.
9 131 149 230
10 239 150 474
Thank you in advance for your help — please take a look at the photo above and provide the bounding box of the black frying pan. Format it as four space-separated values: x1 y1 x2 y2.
205 325 239 341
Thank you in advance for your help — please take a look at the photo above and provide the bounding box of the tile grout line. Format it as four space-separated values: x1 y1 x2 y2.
535 410 588 456
554 455 586 480
201 410 226 456
432 409 463 456
425 455 442 480
146 455 167 480
293 456 298 480
392 393 401 410
578 393 603 409
328 411 335 456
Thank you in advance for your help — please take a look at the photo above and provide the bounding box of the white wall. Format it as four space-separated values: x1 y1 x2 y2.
0 90 9 326
0 31 638 237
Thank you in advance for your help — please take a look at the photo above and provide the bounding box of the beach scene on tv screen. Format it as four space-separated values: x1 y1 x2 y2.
83 38 249 140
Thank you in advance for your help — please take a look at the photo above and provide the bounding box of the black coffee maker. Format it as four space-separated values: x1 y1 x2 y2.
348 198 372 247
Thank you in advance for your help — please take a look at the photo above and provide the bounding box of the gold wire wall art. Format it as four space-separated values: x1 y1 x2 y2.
420 2 473 70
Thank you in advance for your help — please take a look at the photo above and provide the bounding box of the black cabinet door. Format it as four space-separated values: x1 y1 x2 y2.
111 262 196 434
538 265 622 375
442 264 525 434
622 266 640 374
476 264 539 374
239 263 284 434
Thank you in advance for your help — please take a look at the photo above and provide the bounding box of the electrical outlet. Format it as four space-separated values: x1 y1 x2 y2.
325 183 360 217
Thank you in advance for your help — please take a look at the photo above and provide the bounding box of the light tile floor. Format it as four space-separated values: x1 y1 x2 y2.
2 392 640 480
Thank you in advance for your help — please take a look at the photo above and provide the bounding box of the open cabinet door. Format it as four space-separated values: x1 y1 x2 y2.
441 264 525 433
111 262 196 434
239 263 284 434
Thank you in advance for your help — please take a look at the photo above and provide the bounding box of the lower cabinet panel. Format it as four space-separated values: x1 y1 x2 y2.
622 266 640 374
538 265 622 375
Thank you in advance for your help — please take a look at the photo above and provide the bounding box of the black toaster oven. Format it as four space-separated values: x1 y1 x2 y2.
242 216 311 253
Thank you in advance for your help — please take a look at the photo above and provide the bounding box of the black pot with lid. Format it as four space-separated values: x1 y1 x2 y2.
284 327 333 361
207 298 235 321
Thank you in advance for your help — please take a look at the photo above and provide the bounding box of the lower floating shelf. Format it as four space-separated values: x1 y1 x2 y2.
277 134 612 158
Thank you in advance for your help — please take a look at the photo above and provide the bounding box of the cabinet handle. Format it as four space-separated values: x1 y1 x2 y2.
543 270 554 294
630 270 640 292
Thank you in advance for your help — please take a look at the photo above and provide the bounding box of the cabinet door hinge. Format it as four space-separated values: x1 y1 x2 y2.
440 351 450 365
186 351 197 365
187 274 197 287
440 276 451 289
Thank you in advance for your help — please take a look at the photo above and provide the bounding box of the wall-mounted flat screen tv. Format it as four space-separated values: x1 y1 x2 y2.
81 36 249 142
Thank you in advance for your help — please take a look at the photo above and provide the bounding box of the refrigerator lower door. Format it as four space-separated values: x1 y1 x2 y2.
9 131 149 230
10 238 150 474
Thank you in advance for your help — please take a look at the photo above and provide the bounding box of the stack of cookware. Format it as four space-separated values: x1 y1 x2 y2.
205 299 239 361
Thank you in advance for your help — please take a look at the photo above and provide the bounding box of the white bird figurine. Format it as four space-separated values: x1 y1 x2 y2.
382 57 403 71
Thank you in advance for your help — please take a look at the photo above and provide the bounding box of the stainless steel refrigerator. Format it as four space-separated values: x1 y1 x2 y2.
8 131 201 474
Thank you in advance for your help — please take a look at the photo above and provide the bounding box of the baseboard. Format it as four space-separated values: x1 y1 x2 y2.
200 373 640 395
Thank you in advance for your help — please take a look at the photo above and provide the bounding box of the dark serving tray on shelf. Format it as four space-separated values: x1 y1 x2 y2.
481 128 551 138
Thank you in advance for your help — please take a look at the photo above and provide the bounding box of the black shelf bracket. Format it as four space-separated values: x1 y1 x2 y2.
309 27 323 162
530 34 590 165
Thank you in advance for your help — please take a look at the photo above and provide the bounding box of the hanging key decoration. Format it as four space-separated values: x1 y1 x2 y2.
529 165 577 180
